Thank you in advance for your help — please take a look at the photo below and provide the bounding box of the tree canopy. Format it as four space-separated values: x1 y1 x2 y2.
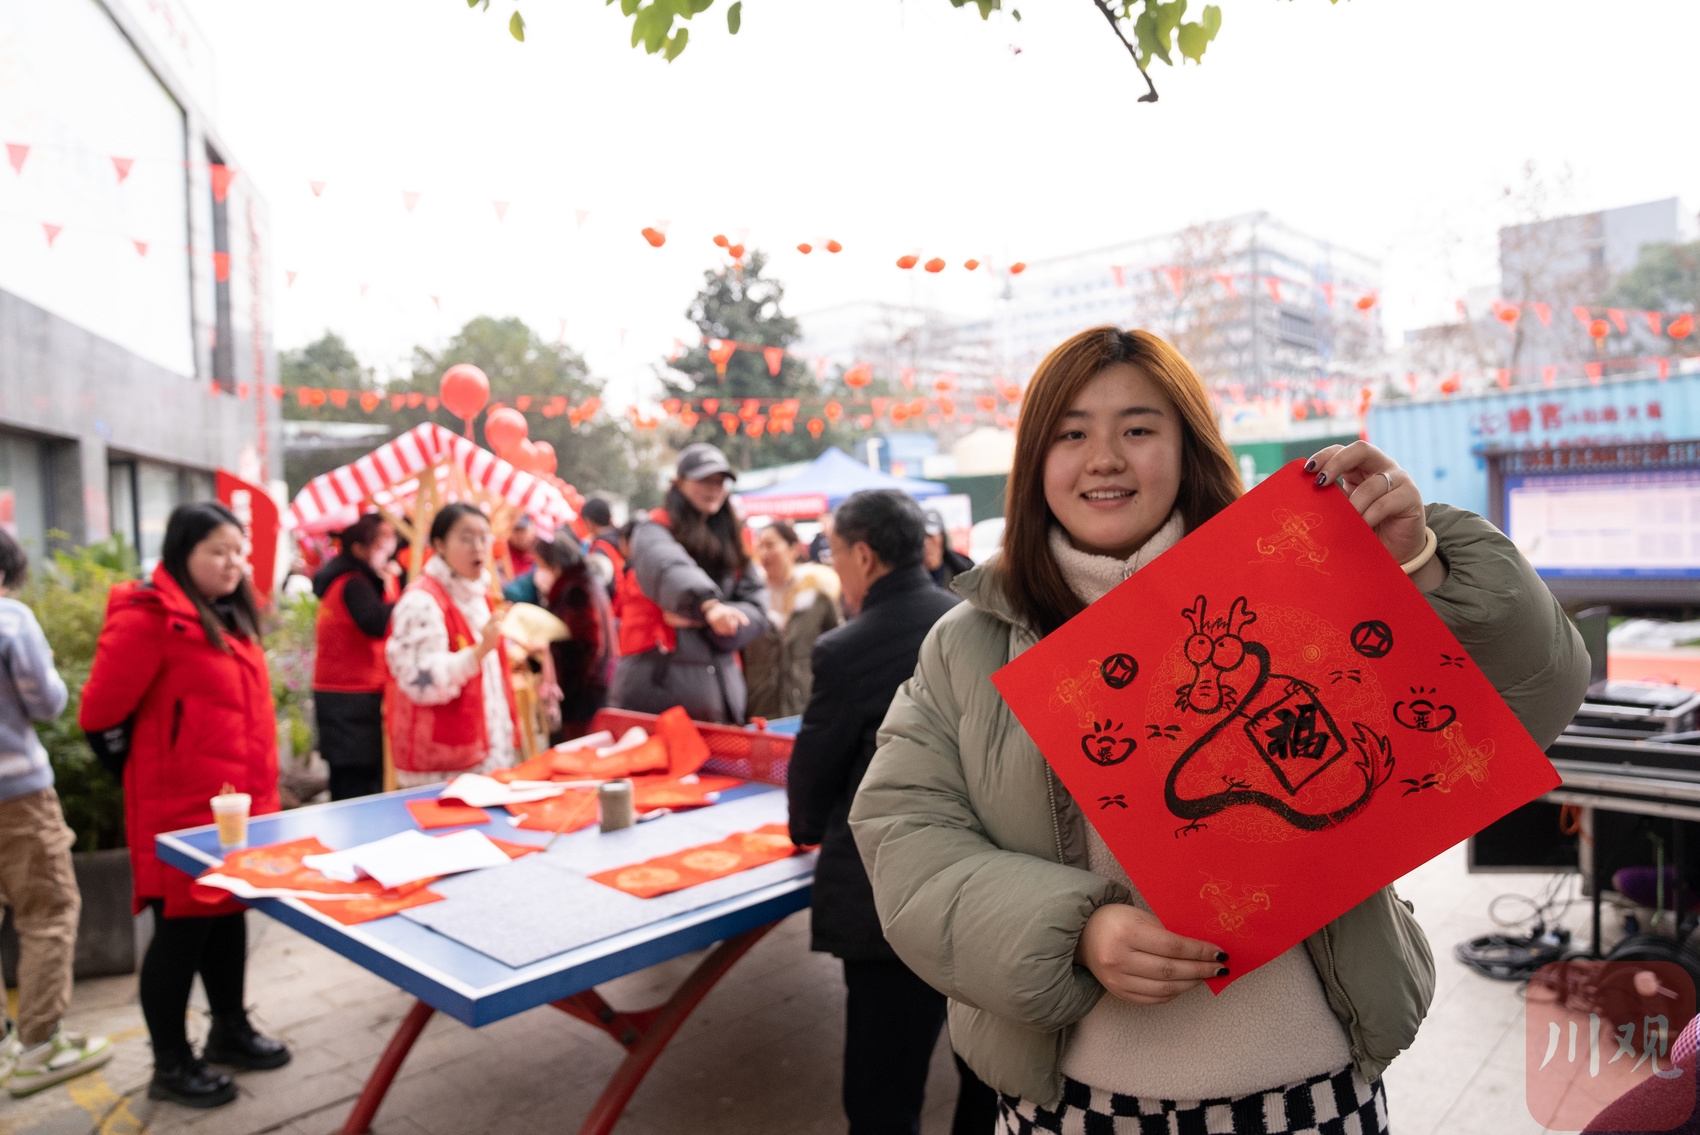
281 317 658 505
660 250 872 469
1605 241 1700 315
480 0 1232 101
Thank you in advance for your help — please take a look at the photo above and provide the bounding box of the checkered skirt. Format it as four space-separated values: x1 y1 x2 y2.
996 1066 1388 1135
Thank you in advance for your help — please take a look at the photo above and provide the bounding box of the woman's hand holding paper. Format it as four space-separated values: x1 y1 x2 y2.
1306 440 1447 592
1075 903 1229 1006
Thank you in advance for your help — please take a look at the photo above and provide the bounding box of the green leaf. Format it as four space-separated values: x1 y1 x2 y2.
1177 5 1221 64
632 3 673 52
727 0 741 33
1201 3 1221 36
664 26 689 59
1012 8 1021 20
509 10 525 40
1133 8 1166 67
466 0 479 8
620 0 641 15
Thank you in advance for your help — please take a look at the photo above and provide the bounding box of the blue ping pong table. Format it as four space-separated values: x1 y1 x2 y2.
155 717 809 1135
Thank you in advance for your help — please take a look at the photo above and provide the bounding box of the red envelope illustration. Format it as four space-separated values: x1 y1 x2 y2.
991 462 1562 991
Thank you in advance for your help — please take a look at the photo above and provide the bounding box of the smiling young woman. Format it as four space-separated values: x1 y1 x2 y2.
849 326 1590 1135
1001 330 1240 636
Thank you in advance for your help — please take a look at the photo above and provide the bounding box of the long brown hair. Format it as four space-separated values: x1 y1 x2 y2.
1000 326 1243 636
665 484 749 581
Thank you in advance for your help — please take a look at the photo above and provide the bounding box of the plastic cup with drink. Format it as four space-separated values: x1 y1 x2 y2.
211 782 251 849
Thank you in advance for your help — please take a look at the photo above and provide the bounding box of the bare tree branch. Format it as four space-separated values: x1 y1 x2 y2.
1091 0 1159 102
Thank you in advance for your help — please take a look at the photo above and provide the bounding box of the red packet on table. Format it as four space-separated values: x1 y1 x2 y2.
591 823 797 898
631 774 744 811
991 462 1561 992
505 789 600 833
405 799 492 830
302 886 444 925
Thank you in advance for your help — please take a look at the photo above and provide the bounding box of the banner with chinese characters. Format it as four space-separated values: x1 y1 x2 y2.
991 463 1561 990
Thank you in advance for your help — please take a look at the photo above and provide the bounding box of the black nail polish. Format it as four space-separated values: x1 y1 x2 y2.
1302 459 1316 473
1215 967 1230 977
1315 473 1329 486
1215 951 1229 962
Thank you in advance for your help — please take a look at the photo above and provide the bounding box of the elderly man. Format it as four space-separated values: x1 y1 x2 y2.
787 489 995 1135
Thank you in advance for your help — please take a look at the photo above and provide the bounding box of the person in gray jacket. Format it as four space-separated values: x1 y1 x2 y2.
850 328 1590 1135
610 443 769 723
0 529 112 1096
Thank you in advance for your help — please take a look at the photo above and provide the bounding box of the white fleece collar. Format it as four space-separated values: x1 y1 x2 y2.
1047 511 1186 606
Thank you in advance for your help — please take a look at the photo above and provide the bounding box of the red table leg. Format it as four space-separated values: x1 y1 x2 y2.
340 922 775 1135
341 999 436 1135
551 923 777 1135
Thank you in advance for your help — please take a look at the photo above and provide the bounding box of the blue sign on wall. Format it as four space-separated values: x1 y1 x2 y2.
1366 371 1700 519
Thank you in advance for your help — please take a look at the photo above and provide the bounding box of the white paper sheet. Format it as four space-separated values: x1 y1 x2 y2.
438 773 565 807
306 829 514 890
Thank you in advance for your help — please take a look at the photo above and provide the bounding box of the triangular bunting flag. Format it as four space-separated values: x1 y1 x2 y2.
1646 311 1663 335
285 270 297 287
1532 302 1551 327
1572 305 1592 326
430 295 441 311
401 191 420 213
41 223 61 248
764 347 784 376
209 164 237 203
1110 265 1124 287
1264 277 1282 303
5 143 27 175
212 251 230 282
309 180 326 197
1320 283 1335 308
132 239 148 257
492 201 508 222
359 283 370 297
111 156 133 184
1607 309 1627 335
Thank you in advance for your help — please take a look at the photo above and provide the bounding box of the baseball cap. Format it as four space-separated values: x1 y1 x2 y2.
923 510 946 536
676 443 737 483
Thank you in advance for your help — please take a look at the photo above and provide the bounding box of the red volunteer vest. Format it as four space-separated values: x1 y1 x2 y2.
312 573 387 693
385 574 521 773
615 509 679 658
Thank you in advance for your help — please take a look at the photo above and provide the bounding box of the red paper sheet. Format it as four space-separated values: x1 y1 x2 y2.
405 799 493 830
302 887 445 925
991 463 1561 991
491 751 556 783
505 789 600 833
632 774 744 810
203 837 389 897
655 706 712 777
550 736 670 779
590 823 798 898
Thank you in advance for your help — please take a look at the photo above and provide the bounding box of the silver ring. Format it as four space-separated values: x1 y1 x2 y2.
1380 471 1395 492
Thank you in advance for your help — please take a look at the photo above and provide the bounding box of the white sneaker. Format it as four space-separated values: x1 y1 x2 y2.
6 1028 113 1097
0 1023 20 1087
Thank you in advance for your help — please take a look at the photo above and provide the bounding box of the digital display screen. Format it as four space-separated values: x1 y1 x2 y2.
1505 468 1700 578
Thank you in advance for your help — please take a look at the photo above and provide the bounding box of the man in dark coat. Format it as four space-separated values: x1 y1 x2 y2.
788 489 995 1135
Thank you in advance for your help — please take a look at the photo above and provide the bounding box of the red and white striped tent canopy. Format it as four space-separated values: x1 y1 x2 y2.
285 422 577 536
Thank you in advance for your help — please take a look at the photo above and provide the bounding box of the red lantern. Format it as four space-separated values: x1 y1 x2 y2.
713 234 729 248
701 398 720 414
924 258 945 273
1355 293 1377 312
1670 314 1695 340
745 417 766 438
739 399 760 420
845 363 873 389
719 413 739 435
708 340 737 378
640 227 666 248
964 259 980 271
797 243 813 254
662 398 682 415
485 407 529 455
1588 318 1610 348
871 397 890 418
1009 262 1027 275
896 255 919 270
728 243 746 260
824 400 843 423
933 375 956 393
360 391 381 412
976 395 997 412
807 417 824 438
938 396 956 416
825 240 842 253
908 398 926 415
1495 305 1519 325
440 363 490 435
891 404 910 423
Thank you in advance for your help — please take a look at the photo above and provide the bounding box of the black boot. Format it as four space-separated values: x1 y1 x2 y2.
148 1052 237 1108
201 1013 291 1071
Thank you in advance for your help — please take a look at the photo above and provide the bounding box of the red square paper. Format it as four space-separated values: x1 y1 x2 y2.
405 799 492 830
991 462 1561 991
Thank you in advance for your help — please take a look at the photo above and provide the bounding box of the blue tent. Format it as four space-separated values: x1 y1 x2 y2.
737 446 947 515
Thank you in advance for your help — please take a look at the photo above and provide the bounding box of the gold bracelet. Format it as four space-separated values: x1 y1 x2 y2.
1400 526 1438 575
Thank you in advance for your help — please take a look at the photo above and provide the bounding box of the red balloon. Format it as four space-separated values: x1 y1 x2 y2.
485 407 529 455
532 440 558 476
511 439 542 472
440 364 489 421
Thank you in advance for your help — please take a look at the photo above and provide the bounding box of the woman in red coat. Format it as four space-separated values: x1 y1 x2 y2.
80 503 290 1109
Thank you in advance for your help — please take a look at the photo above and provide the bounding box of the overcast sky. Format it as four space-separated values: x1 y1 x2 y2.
177 0 1700 406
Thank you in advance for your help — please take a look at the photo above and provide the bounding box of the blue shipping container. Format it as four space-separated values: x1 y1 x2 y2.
1366 372 1700 519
